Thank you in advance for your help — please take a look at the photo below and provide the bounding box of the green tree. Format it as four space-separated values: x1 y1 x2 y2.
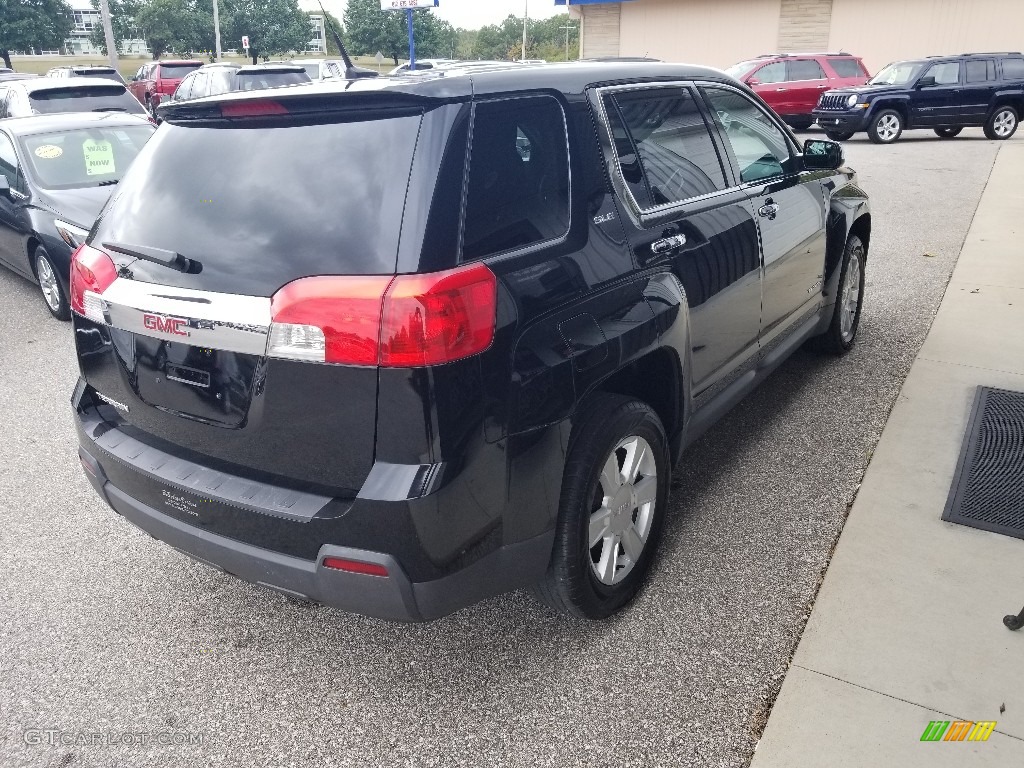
0 0 74 68
134 0 213 59
313 9 345 57
223 0 311 64
88 0 143 55
344 0 453 65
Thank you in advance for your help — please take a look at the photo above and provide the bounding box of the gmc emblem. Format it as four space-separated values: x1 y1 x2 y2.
143 313 190 337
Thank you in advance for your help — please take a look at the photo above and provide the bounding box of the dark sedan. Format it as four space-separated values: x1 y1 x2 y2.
0 113 155 319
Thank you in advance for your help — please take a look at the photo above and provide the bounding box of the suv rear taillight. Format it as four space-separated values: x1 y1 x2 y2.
269 263 497 367
70 244 117 322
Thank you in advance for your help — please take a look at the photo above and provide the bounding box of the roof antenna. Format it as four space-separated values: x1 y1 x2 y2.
318 1 378 79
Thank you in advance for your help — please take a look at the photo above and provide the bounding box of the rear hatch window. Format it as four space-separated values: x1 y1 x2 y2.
234 71 311 91
30 85 145 114
158 64 202 79
75 68 125 83
93 112 422 294
828 58 868 78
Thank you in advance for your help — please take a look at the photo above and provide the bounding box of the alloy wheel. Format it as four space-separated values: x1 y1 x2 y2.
36 255 61 313
840 245 863 343
876 114 901 142
588 435 658 586
993 109 1017 138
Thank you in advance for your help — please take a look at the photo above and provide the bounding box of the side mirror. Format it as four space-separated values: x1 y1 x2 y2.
0 176 10 199
917 75 936 88
803 139 844 171
747 77 760 87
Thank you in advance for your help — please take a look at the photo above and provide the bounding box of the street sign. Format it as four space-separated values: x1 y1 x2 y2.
241 35 249 49
374 51 385 65
380 0 437 9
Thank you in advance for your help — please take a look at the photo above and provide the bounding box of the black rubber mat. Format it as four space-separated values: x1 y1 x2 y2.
943 387 1024 538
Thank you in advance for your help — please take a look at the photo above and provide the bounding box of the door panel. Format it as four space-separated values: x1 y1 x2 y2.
784 59 830 116
912 61 962 126
959 59 996 124
701 86 827 343
0 133 27 272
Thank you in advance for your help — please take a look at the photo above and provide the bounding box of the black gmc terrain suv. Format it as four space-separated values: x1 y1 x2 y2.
72 62 871 621
813 52 1024 143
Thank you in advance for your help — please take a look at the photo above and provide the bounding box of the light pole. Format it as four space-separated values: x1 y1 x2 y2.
97 0 118 69
212 0 222 61
560 21 576 61
521 0 528 61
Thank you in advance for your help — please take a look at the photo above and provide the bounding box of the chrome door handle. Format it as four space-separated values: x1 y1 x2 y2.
775 88 788 92
651 234 687 254
758 202 780 220
816 84 829 89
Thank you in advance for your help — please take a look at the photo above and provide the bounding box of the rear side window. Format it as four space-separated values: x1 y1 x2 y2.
828 58 867 78
754 61 786 83
174 74 195 101
788 59 826 81
604 87 726 208
462 96 569 260
29 86 145 115
158 64 201 79
1001 58 1024 80
965 60 996 83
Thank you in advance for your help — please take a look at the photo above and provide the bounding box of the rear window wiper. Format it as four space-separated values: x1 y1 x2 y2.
103 241 201 274
93 107 129 112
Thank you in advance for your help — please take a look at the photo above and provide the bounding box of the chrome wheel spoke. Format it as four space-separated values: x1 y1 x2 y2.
596 536 620 583
621 437 647 484
589 507 613 549
633 475 658 508
621 525 644 562
600 453 622 492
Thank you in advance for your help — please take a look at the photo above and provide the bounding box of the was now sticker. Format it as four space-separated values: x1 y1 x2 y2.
82 139 115 176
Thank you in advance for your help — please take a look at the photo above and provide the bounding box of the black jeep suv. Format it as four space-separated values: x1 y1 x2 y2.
71 62 871 621
814 52 1024 143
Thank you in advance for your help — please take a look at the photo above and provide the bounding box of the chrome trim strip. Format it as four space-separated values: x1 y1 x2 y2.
100 278 271 356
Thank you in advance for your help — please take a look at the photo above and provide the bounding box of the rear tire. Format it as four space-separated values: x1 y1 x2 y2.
868 109 903 144
824 130 855 141
934 127 963 138
34 246 70 321
984 106 1019 140
533 394 670 619
787 117 813 131
812 234 865 355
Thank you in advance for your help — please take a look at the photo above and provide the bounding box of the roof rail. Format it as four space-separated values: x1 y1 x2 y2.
755 51 853 59
960 51 1022 56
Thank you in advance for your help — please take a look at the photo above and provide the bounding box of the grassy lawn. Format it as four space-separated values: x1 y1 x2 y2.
9 54 388 80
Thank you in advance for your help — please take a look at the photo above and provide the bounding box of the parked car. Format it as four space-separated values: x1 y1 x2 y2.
725 52 869 129
0 73 39 83
159 63 311 109
813 52 1024 143
389 58 460 75
0 78 148 119
47 65 126 85
290 59 345 81
70 62 870 621
0 113 155 319
127 60 203 115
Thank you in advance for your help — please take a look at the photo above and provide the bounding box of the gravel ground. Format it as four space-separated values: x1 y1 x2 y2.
0 128 1015 768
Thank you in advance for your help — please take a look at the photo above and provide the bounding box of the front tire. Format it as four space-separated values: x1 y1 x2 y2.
787 117 813 131
813 234 866 355
934 127 963 138
34 246 70 321
533 394 670 619
868 109 903 144
984 106 1019 140
824 130 855 141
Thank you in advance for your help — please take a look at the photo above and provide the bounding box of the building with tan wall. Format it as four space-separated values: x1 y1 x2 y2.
563 0 1024 75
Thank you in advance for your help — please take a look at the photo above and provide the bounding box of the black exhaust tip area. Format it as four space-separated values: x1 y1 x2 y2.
943 386 1024 539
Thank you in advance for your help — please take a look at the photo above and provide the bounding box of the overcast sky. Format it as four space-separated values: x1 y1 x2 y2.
305 1 565 30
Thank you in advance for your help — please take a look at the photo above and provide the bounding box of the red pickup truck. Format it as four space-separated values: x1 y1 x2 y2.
127 60 203 115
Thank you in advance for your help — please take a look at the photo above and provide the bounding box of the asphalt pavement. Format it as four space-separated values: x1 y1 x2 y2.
0 128 1014 768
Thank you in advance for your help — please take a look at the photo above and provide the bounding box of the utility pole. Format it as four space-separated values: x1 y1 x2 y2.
560 21 576 61
212 0 223 61
98 0 118 69
521 0 528 61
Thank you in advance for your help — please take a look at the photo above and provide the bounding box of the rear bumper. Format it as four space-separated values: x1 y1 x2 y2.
75 397 555 622
812 110 869 133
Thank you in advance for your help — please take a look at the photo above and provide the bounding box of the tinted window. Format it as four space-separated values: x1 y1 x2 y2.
158 64 202 79
93 115 422 292
965 60 996 83
19 124 154 190
788 59 826 81
605 87 725 208
28 86 146 115
75 68 124 83
189 72 209 99
754 61 786 83
924 62 960 85
462 97 569 260
0 133 19 189
298 63 320 78
1001 57 1024 80
0 89 10 118
828 58 867 78
233 71 310 91
702 87 792 183
173 74 195 102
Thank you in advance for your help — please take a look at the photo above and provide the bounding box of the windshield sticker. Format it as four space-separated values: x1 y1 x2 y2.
34 144 63 159
82 139 115 176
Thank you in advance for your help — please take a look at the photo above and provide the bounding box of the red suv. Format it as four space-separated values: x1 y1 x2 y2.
128 60 203 115
725 53 870 129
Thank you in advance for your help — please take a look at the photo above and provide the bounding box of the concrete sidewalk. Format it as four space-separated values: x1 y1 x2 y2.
751 140 1024 766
